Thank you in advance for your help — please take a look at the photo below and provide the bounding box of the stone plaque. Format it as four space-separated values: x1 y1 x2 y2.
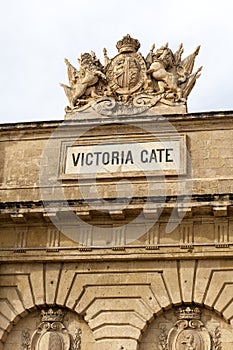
62 135 187 178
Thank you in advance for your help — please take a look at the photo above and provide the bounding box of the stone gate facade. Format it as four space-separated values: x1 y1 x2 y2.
0 35 233 350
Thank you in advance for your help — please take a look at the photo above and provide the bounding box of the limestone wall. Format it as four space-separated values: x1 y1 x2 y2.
0 112 233 202
1 111 233 350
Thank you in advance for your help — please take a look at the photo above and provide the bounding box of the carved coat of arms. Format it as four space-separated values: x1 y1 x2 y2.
61 34 202 116
167 307 211 350
106 36 147 95
30 309 82 350
158 307 222 350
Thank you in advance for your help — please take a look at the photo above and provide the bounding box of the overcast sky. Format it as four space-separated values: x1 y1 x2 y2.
1 0 233 124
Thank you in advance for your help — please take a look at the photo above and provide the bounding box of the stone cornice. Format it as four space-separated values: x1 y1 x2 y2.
1 244 233 263
0 110 233 132
0 194 233 223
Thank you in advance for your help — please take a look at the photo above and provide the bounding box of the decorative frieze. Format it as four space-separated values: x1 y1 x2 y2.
214 220 229 247
47 227 60 250
179 222 194 249
15 226 28 252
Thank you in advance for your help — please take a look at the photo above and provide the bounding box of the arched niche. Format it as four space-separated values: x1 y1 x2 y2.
139 306 233 350
2 308 95 350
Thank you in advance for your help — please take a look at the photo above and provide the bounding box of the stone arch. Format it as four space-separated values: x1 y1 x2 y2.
138 306 233 350
2 307 95 350
2 259 233 350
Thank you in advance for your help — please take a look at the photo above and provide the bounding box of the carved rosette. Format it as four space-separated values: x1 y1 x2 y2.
167 307 212 350
30 309 71 350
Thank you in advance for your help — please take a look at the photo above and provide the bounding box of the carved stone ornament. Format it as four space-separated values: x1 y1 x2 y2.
71 328 82 350
167 307 212 350
30 308 71 350
21 329 30 350
61 34 202 117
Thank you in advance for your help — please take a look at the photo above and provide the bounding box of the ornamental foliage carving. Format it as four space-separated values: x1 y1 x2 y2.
21 329 30 350
61 34 202 116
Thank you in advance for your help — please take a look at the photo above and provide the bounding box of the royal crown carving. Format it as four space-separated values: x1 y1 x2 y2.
116 34 140 53
41 308 64 322
176 306 201 320
61 34 202 117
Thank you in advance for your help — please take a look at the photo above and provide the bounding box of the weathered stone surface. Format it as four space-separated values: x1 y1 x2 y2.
139 308 231 350
1 259 233 348
2 310 95 350
1 111 233 349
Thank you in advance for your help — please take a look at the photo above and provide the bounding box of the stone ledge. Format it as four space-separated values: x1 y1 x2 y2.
0 194 232 223
1 110 233 132
1 245 233 263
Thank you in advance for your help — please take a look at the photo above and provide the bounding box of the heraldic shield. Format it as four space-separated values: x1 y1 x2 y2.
106 51 147 95
167 307 211 350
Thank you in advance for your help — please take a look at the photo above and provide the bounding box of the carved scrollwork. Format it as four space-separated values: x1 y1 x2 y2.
92 96 149 116
92 97 116 115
